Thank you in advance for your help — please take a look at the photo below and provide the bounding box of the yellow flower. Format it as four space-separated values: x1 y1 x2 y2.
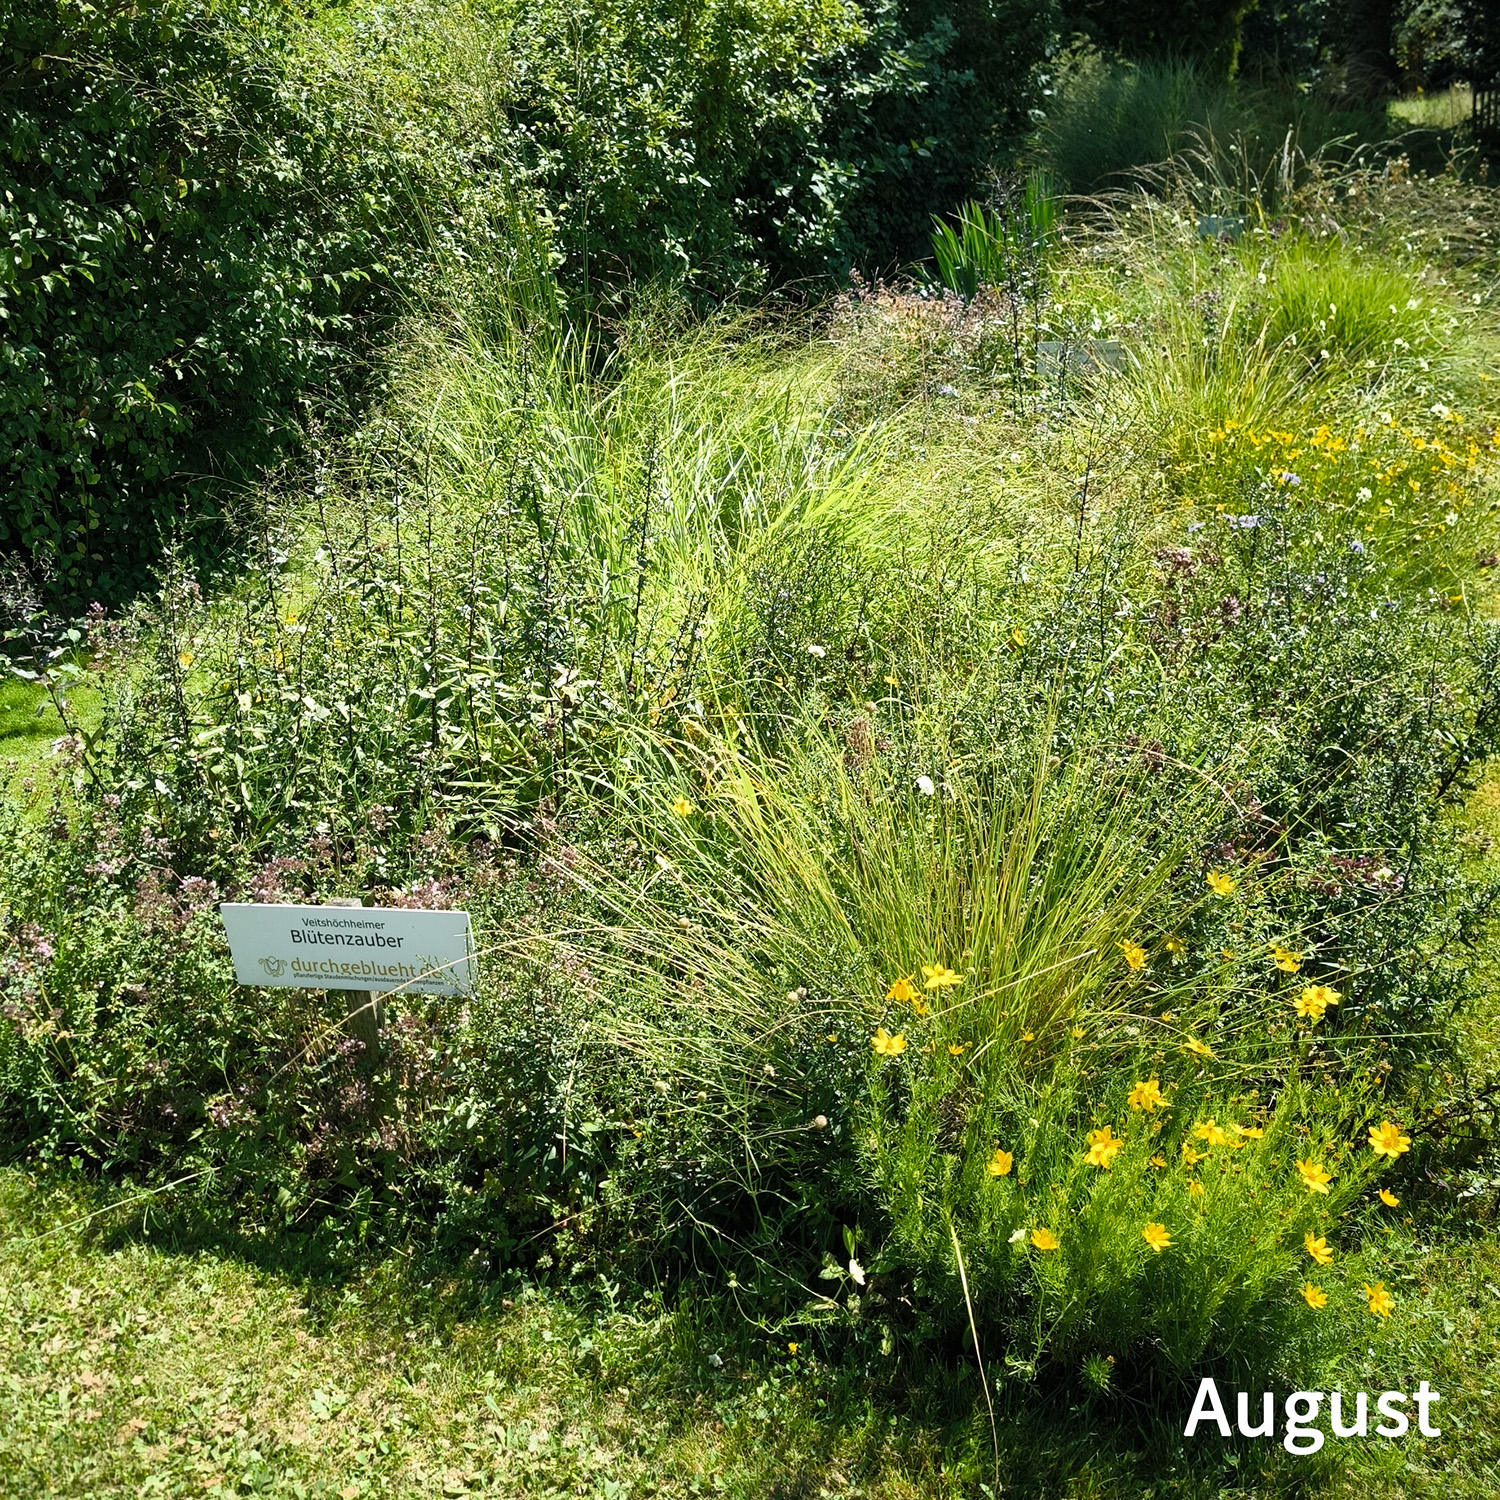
1272 945 1303 972
911 996 931 1018
1181 1142 1206 1165
671 796 696 817
885 975 918 1004
1187 1179 1205 1197
1206 871 1236 897
1295 984 1342 1023
1162 935 1186 955
1301 1283 1329 1310
1150 1154 1168 1168
948 1043 967 1056
826 1034 838 1043
1021 1031 1035 1042
1378 1187 1400 1207
178 651 195 668
1193 1119 1231 1147
1182 1036 1215 1059
871 1027 907 1058
1304 1233 1334 1266
1363 1281 1394 1318
1232 1123 1265 1140
1127 1079 1168 1112
788 1341 799 1354
1029 1227 1060 1251
1141 1222 1172 1253
1368 1120 1411 1159
1120 940 1147 972
987 1149 1013 1178
1010 628 1026 648
1085 1126 1125 1169
1296 1159 1333 1194
921 963 964 990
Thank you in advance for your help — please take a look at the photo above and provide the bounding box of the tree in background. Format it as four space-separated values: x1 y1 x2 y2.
1058 0 1261 81
507 0 1061 289
1240 1 1332 80
1241 0 1497 97
0 1 421 613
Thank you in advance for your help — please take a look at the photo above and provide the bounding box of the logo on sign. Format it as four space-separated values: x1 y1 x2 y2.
259 955 288 979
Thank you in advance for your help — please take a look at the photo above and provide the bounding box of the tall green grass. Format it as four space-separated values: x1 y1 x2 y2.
1038 53 1394 194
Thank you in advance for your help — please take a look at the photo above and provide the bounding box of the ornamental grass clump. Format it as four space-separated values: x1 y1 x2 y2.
532 712 1425 1384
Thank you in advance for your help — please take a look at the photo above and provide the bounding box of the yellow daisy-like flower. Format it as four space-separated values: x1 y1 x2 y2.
911 996 931 1018
948 1043 967 1056
871 1027 907 1058
178 651 195 668
1368 1120 1411 1159
921 963 964 991
1272 945 1303 973
1162 935 1186 955
1294 984 1342 1023
1206 871 1237 897
1378 1187 1400 1207
1150 1154 1168 1168
1301 1283 1329 1309
1182 1036 1214 1058
1304 1233 1334 1266
885 975 918 1004
788 1341 799 1354
1127 1079 1168 1112
1029 1227 1060 1251
1084 1126 1125 1169
1363 1281 1394 1318
1232 1123 1265 1140
1193 1119 1231 1147
1187 1179 1205 1197
1120 940 1148 972
1141 1222 1172 1253
987 1149 1013 1178
1296 1159 1333 1194
1020 1031 1035 1042
1181 1142 1206 1165
671 796 696 817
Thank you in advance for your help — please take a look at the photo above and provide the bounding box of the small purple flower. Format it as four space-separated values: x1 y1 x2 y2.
1277 471 1301 486
1227 514 1261 530
1348 538 1367 553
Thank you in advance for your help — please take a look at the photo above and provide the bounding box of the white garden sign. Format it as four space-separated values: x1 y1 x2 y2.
219 902 476 997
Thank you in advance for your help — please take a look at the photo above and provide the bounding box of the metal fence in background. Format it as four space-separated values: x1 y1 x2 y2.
1475 86 1499 147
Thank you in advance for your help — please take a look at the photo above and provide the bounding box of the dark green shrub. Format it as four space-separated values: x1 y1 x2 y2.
1241 2 1333 82
0 0 513 613
505 0 1061 292
1060 0 1259 80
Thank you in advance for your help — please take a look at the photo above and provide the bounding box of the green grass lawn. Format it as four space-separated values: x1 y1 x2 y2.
2 1166 1497 1498
0 677 99 809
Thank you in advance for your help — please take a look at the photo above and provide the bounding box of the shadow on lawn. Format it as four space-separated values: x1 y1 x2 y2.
23 1170 1359 1499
